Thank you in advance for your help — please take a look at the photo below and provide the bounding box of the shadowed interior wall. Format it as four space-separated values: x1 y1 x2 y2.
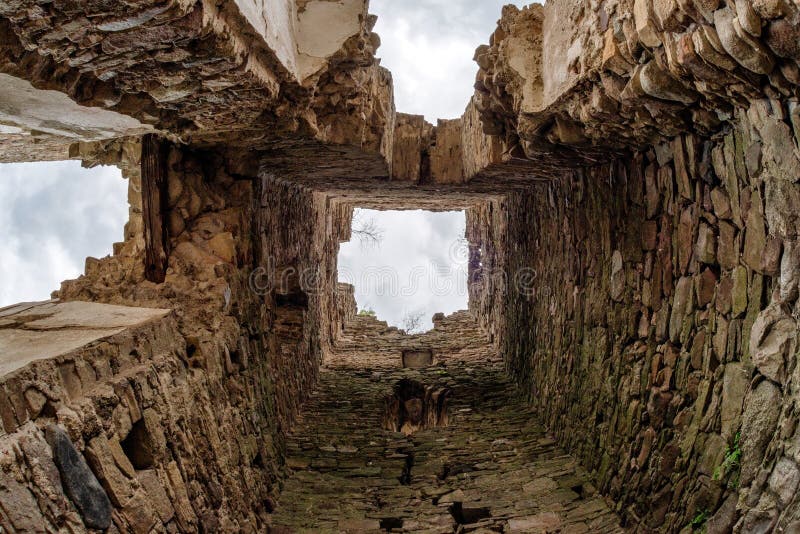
502 102 800 531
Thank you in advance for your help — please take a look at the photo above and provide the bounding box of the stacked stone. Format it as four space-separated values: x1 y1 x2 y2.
271 361 622 533
6 146 340 532
502 101 800 531
474 1 800 164
0 302 282 532
0 0 392 152
389 101 504 184
327 295 502 370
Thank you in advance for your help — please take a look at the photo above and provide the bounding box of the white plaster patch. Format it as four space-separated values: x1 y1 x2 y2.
295 0 365 80
233 0 298 77
541 0 584 107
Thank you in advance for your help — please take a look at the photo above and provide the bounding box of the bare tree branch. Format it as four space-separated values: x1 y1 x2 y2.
351 211 384 249
401 309 426 334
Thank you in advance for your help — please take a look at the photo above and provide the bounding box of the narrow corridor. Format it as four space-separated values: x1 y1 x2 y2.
270 361 623 533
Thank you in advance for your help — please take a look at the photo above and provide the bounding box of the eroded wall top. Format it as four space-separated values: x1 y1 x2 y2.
0 0 392 160
474 0 800 164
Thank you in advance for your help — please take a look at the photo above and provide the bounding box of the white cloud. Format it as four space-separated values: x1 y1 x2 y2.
0 161 127 306
338 209 467 332
371 0 531 120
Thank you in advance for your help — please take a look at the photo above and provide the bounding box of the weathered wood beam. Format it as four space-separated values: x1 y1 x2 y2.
141 134 169 283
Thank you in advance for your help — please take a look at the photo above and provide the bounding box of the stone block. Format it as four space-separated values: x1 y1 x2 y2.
741 380 782 486
714 7 775 74
45 424 112 530
695 223 717 264
634 0 662 47
670 277 694 342
402 350 433 368
85 434 136 507
695 268 718 308
750 304 797 384
732 266 749 317
720 363 749 439
768 457 800 506
507 512 562 533
136 469 175 523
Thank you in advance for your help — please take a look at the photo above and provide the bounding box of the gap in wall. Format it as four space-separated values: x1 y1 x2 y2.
337 208 468 333
0 160 128 306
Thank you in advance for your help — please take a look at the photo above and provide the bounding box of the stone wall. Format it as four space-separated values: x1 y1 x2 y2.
328 297 500 369
0 142 341 531
475 1 800 165
502 102 800 532
0 301 286 532
1 0 800 530
0 0 394 157
467 197 507 348
389 99 503 183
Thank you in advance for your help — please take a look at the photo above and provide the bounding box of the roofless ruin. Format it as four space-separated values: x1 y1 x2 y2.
1 0 800 531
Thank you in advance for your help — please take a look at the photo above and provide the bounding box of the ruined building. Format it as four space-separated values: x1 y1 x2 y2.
1 0 800 532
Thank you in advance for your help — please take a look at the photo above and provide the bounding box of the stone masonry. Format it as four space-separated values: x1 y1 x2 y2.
0 0 799 533
270 361 623 533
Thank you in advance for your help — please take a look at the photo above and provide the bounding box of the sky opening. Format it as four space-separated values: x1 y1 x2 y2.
338 209 469 333
370 0 531 121
0 161 128 307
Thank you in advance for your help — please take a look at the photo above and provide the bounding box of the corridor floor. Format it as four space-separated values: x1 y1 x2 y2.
270 362 623 533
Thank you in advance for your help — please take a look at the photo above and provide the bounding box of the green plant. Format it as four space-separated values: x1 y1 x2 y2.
713 432 742 489
691 510 709 533
357 308 376 317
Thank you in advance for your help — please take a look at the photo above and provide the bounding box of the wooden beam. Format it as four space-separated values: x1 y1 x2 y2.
141 134 169 283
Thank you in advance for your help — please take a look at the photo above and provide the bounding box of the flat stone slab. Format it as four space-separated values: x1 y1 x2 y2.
0 300 170 377
402 349 433 368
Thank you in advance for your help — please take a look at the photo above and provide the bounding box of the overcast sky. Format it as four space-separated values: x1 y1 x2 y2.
0 162 127 307
338 209 468 332
0 2 524 314
371 0 529 120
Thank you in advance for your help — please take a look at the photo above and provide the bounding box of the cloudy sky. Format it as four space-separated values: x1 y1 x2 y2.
0 1 526 320
338 209 468 332
371 0 529 120
0 162 127 307
335 1 530 330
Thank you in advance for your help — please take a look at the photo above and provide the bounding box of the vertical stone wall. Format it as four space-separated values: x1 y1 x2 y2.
0 145 338 532
327 290 499 369
503 102 800 531
467 199 507 348
254 172 337 426
0 308 287 532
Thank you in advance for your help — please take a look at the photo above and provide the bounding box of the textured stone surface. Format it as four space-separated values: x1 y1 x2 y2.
473 1 800 169
0 0 799 532
500 106 800 530
0 0 394 156
328 298 500 370
45 424 113 530
271 361 622 532
0 301 169 376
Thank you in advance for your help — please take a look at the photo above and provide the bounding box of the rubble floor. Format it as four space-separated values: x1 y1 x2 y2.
270 362 623 533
